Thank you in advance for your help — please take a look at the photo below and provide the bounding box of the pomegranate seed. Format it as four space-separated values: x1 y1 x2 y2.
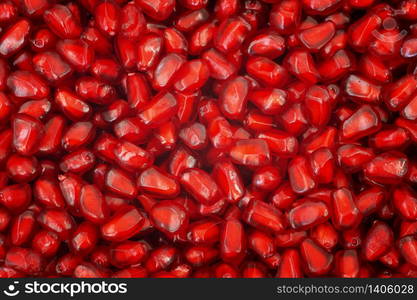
43 5 82 39
32 230 60 257
363 221 393 261
100 205 145 242
180 168 223 205
288 200 329 230
0 19 31 58
0 0 416 279
300 238 333 276
5 247 43 275
110 241 148 267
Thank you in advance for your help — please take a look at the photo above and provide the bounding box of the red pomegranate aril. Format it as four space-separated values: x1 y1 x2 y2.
30 28 57 53
136 33 163 72
248 88 287 116
398 235 417 267
0 0 417 279
311 222 338 251
243 200 285 233
335 250 359 278
180 168 223 205
364 151 409 184
100 205 145 242
230 139 271 167
153 54 186 91
114 140 153 172
219 76 249 120
348 13 381 52
7 70 49 100
70 221 98 255
55 88 91 121
252 165 281 192
62 121 95 152
379 247 400 269
138 92 178 128
43 5 82 39
214 17 251 54
247 56 289 87
105 167 137 199
17 99 51 121
164 27 188 55
150 200 188 237
136 0 175 21
138 166 179 199
393 184 417 220
5 247 43 275
355 186 385 217
288 156 316 194
6 154 39 183
383 74 417 111
90 58 121 83
37 208 75 240
244 109 275 132
332 188 361 230
309 148 335 184
145 246 177 273
115 37 137 71
34 177 65 208
175 90 199 124
299 21 336 52
179 122 207 150
341 105 381 142
59 149 95 174
110 241 148 268
185 245 218 267
0 19 31 58
80 184 109 224
75 76 115 105
276 248 303 278
288 200 329 230
275 229 307 249
370 126 410 151
187 219 220 245
33 51 73 83
220 219 246 264
73 262 108 278
113 117 149 144
32 230 60 258
112 267 148 278
337 144 375 172
207 116 233 150
284 49 319 84
270 0 301 34
10 210 36 246
173 59 209 93
300 238 333 276
359 54 390 83
304 85 332 128
0 207 11 232
168 146 199 178
95 1 120 38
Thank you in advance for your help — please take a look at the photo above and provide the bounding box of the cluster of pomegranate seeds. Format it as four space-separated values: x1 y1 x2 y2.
2 0 417 279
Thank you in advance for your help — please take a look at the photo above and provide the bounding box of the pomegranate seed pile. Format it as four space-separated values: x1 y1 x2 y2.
2 0 417 278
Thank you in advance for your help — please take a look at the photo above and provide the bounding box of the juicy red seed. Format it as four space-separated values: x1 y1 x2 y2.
363 221 394 261
150 200 189 237
288 200 329 230
0 0 416 279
